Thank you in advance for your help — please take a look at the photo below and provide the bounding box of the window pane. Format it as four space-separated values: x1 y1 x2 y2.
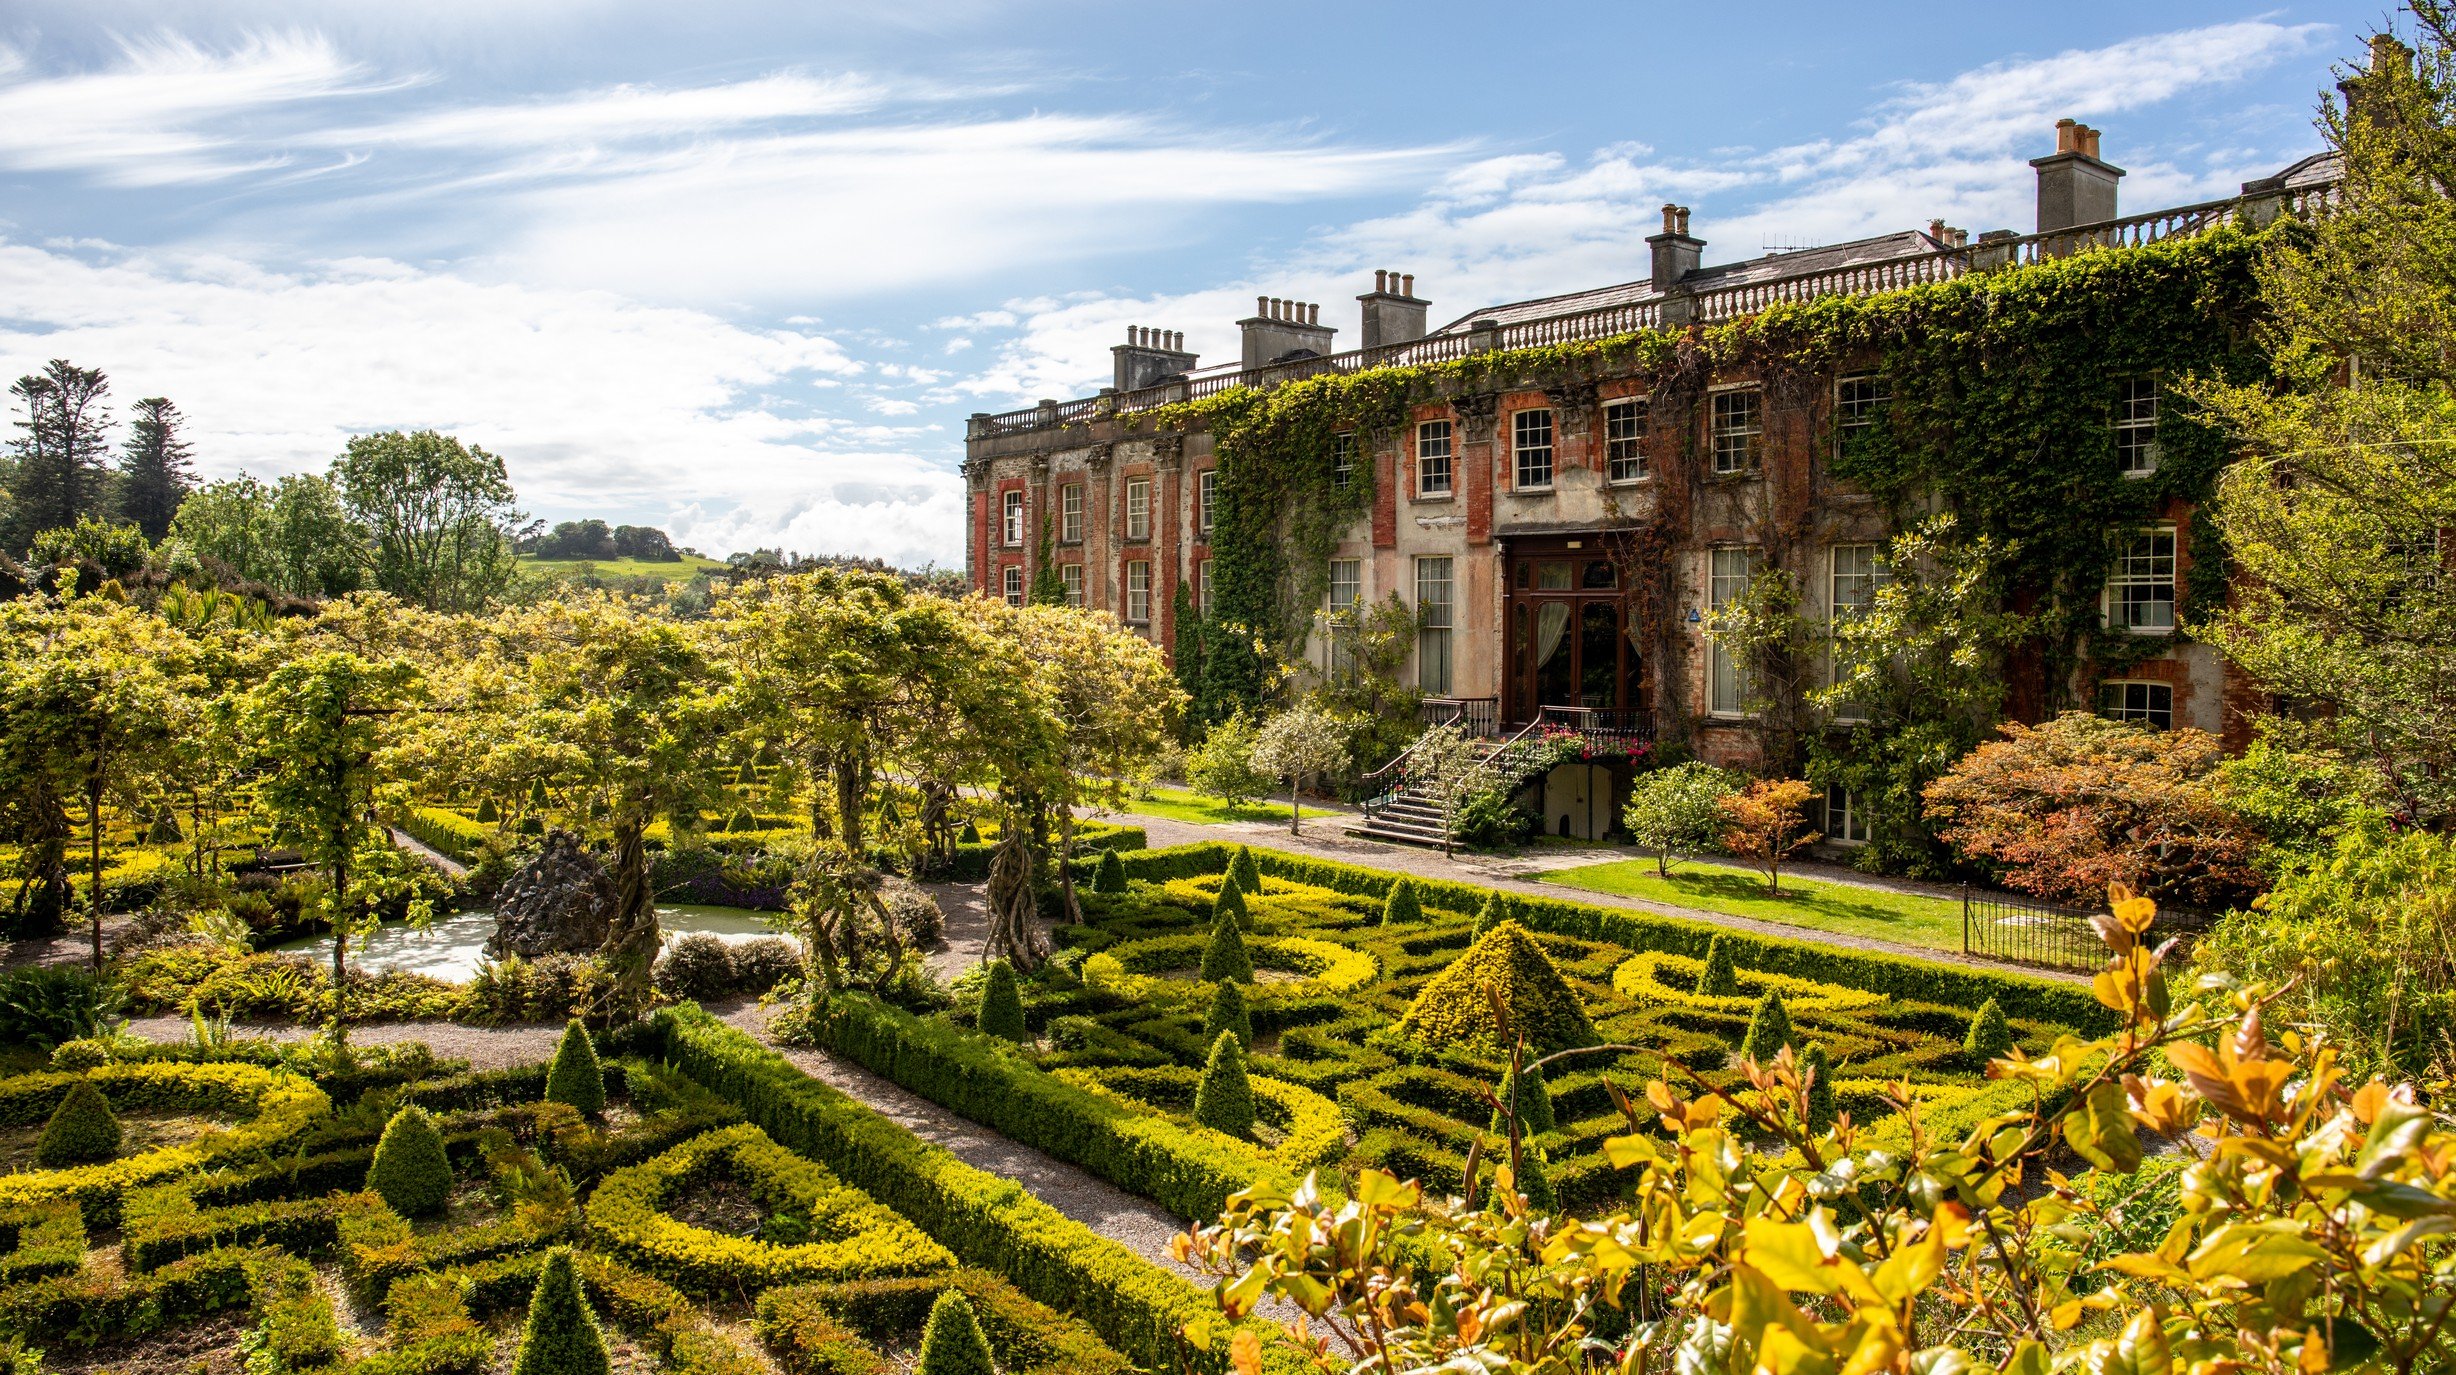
1060 484 1082 543
1708 547 1757 715
1060 563 1083 608
2099 680 2173 730
1417 421 1453 495
1126 479 1150 540
2117 376 2160 475
1514 409 1555 489
1125 561 1150 623
1711 390 1762 473
1416 556 1454 695
2109 527 2176 631
1198 470 1218 532
1332 432 1356 489
1605 399 1648 482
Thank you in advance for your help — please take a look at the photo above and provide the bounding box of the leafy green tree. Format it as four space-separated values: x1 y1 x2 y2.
35 1080 119 1166
169 474 364 598
1186 712 1275 809
1191 1030 1255 1137
369 1105 453 1217
114 398 194 542
1199 908 1252 984
330 430 525 613
545 1020 605 1115
511 1249 610 1375
1622 762 1739 878
2196 21 2456 821
978 960 1027 1042
914 1289 993 1375
1250 703 1349 835
2214 722 2389 873
1203 979 1252 1051
4 361 112 554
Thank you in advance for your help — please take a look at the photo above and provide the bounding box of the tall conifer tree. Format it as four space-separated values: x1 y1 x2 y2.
116 398 195 542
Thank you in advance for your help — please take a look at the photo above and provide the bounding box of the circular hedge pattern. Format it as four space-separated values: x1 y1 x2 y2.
1609 951 1885 1016
0 1062 330 1223
1086 934 1375 998
1051 1065 1347 1171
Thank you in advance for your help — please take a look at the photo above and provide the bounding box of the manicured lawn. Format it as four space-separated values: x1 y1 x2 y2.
1112 784 1337 827
1535 856 1967 951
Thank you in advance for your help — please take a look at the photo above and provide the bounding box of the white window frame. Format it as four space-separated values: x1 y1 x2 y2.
1059 562 1083 608
2104 524 2177 634
1331 432 1356 489
2116 375 2160 476
1059 483 1083 544
1325 557 1363 675
1710 388 1763 474
1604 397 1648 483
1707 545 1758 717
1197 557 1215 618
1124 478 1151 541
1835 373 1885 453
1001 490 1025 547
1824 785 1868 845
1124 560 1151 624
1001 564 1023 605
2100 679 2174 729
1197 469 1218 534
1416 420 1454 497
1512 408 1556 491
1827 543 1880 722
1415 555 1454 695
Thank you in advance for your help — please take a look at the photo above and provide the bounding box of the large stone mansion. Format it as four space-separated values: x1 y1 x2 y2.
961 119 2337 839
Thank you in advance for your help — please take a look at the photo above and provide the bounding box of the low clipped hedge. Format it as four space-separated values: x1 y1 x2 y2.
1049 1065 1347 1173
409 1248 767 1375
0 1204 84 1285
1610 950 1887 1016
586 1122 953 1296
758 1269 1133 1375
641 1005 1301 1375
0 1063 331 1226
395 807 491 865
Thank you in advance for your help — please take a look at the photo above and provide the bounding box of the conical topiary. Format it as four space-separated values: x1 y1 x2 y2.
545 1020 605 1116
1213 881 1250 930
369 1105 453 1217
1199 908 1253 984
1739 989 1795 1066
511 1248 611 1375
979 960 1028 1042
1396 921 1595 1052
1192 1031 1255 1138
1227 846 1264 896
35 1080 120 1166
915 1289 995 1375
528 778 550 809
1473 892 1510 938
958 820 982 845
1803 1042 1836 1134
1963 998 2014 1064
1381 879 1422 927
1203 979 1253 1051
1092 849 1126 894
146 808 184 845
737 760 759 787
1699 935 1739 998
1487 1058 1556 1138
1502 1147 1557 1213
474 797 500 824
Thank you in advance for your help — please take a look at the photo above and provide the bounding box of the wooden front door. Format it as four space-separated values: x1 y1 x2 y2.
1504 544 1638 724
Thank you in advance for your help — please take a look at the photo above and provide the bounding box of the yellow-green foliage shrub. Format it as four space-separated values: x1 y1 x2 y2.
0 1063 330 1225
1609 950 1882 1016
1049 1067 1345 1173
35 1081 120 1166
1396 921 1594 1052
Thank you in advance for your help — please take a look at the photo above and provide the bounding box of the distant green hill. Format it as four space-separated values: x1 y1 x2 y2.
519 553 727 584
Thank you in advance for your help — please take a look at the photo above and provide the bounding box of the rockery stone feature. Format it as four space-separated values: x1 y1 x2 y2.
488 831 616 958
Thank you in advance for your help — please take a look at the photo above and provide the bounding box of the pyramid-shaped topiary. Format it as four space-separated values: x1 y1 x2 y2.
1381 879 1422 927
978 960 1028 1042
1486 1058 1556 1138
958 819 981 845
35 1080 120 1167
1199 908 1253 984
369 1105 454 1218
1192 1031 1255 1138
1396 921 1594 1052
475 797 500 824
1473 891 1512 938
511 1248 611 1375
1212 881 1250 930
1203 979 1253 1051
1503 1146 1557 1214
1962 997 2014 1064
1739 989 1795 1066
1092 849 1126 894
1698 935 1740 998
915 1288 995 1375
1227 846 1264 896
545 1020 605 1117
1803 1041 1836 1134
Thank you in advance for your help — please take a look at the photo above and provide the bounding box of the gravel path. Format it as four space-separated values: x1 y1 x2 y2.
388 828 468 879
120 1015 564 1069
1104 810 2088 985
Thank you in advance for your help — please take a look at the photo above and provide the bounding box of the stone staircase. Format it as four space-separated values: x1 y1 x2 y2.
1347 731 1545 849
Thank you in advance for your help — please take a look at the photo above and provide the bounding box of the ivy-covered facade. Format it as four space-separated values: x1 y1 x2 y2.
963 123 2337 846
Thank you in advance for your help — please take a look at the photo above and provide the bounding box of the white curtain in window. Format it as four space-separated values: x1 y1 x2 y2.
1534 602 1571 671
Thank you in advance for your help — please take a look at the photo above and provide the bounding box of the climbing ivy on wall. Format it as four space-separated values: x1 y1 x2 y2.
1131 225 2274 771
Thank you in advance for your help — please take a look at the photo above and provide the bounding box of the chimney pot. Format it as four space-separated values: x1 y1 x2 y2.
1660 203 1679 234
1676 206 1691 235
2032 119 2124 240
2056 117 2078 153
1256 296 1268 317
1400 273 1414 296
1374 269 1388 292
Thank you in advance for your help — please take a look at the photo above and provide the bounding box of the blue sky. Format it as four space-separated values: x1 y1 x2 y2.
0 1 2372 567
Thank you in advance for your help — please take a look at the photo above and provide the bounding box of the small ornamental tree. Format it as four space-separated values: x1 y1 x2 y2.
1199 909 1253 984
1227 845 1264 895
978 960 1028 1042
1192 1030 1255 1138
1487 1059 1555 1137
1186 712 1275 808
1802 1041 1836 1133
369 1105 453 1217
1091 849 1126 894
1963 997 2014 1064
544 1020 605 1117
915 1289 995 1375
1738 988 1794 1065
35 1079 120 1166
1622 762 1739 877
1213 881 1250 930
1250 702 1351 835
1698 935 1740 998
1204 979 1253 1050
511 1248 611 1375
1922 712 2264 910
1381 878 1422 927
1718 779 1820 895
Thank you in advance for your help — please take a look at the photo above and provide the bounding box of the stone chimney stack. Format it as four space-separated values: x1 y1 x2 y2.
1112 325 1198 392
1238 295 1337 371
2340 33 2415 133
1647 205 1703 294
2031 118 2124 237
1356 269 1429 351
